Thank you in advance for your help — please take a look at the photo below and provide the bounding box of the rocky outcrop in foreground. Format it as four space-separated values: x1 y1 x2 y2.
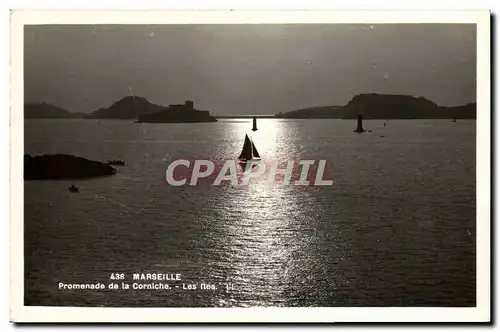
24 154 116 180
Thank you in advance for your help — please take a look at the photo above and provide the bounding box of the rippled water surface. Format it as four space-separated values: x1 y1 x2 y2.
24 119 476 306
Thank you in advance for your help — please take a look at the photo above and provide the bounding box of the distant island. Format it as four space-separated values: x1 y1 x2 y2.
25 97 218 123
25 94 476 121
136 100 217 123
216 115 276 119
24 154 116 180
84 96 164 120
276 94 476 119
24 103 84 119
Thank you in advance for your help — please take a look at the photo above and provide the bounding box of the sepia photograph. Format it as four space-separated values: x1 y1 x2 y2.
10 10 490 323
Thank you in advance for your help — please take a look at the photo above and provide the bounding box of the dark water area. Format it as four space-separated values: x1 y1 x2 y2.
24 118 476 307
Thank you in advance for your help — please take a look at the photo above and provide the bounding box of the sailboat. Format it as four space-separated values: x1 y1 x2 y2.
238 134 261 162
252 116 258 131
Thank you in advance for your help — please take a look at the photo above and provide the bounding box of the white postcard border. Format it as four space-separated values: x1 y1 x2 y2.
10 9 491 323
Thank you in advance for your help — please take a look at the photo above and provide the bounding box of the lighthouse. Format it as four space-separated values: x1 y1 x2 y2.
353 114 366 133
252 116 258 131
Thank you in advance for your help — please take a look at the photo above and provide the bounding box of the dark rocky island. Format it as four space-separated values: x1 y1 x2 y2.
437 103 477 119
137 100 217 123
24 154 116 180
24 103 84 119
340 94 438 119
84 96 164 120
276 94 476 119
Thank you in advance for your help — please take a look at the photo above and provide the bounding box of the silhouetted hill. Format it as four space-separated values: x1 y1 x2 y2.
277 105 343 118
84 96 164 119
340 94 439 119
137 101 217 123
24 154 116 180
24 103 83 119
276 94 476 119
437 103 477 119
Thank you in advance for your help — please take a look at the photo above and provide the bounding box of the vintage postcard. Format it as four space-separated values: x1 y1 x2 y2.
10 10 490 323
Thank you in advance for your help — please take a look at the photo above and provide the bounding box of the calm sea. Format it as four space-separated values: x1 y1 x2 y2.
24 119 476 307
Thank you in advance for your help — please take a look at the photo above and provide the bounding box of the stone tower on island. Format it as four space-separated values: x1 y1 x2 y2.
185 100 194 111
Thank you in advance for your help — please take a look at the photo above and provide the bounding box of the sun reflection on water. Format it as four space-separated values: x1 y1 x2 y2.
216 185 303 306
207 119 319 306
233 118 279 160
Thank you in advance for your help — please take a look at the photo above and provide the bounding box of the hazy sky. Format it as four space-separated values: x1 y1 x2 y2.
24 24 476 115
